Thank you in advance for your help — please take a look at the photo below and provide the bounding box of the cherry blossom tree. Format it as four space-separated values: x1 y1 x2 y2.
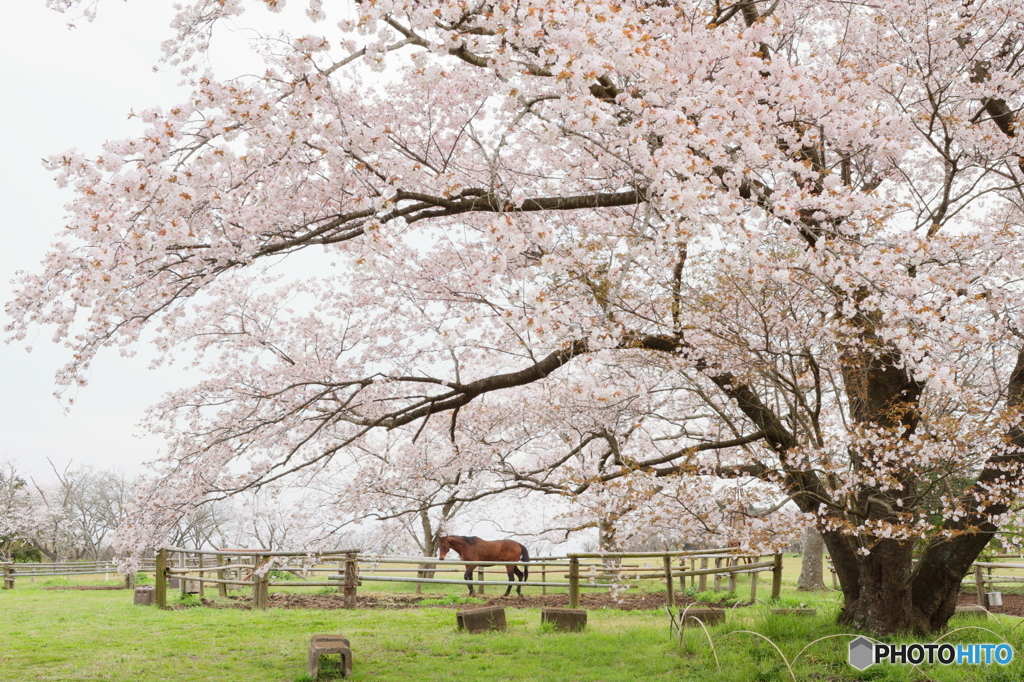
12 0 1024 634
0 461 38 562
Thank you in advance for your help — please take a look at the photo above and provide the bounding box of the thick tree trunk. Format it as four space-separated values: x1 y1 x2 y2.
911 530 995 631
822 530 995 635
598 519 617 552
797 527 826 591
414 511 438 595
834 538 917 633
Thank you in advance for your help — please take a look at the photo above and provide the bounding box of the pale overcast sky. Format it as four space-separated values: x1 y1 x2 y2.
0 3 590 550
1 3 233 480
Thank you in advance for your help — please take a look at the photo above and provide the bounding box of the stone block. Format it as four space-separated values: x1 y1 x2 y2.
456 605 507 633
678 607 725 625
541 607 587 631
770 608 816 617
133 586 155 606
308 634 352 678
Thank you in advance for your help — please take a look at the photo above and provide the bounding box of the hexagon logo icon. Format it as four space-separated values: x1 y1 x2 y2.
849 636 875 670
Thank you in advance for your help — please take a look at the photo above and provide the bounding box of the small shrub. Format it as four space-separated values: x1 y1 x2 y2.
134 572 151 583
690 590 741 607
769 595 811 609
315 586 337 595
176 593 202 608
13 547 43 563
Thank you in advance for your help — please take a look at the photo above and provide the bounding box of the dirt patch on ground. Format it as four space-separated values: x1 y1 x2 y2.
44 581 130 585
197 591 707 611
193 590 1024 617
958 592 1024 618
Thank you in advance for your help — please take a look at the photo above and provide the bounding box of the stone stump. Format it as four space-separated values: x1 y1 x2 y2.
133 586 156 606
678 607 725 625
770 608 816 617
456 605 507 633
541 607 587 631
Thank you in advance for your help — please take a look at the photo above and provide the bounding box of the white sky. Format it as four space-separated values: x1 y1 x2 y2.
0 2 594 551
1 3 221 480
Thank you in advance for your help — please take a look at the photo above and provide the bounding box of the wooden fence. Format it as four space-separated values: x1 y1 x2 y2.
154 548 364 610
1 560 157 589
970 556 1024 608
142 546 784 609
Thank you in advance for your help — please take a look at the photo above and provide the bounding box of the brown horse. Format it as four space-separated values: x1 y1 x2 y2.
438 535 530 596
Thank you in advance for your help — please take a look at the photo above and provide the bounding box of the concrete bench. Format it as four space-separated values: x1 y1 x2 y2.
308 634 352 678
456 605 507 633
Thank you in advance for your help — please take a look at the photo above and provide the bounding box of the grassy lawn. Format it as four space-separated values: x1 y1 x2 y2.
1 585 686 682
3 560 1024 681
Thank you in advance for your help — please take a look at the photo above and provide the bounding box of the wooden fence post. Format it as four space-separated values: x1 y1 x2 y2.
727 556 738 592
750 569 758 602
217 554 227 598
179 550 188 597
771 553 783 600
975 565 987 608
477 568 485 594
663 555 675 607
698 557 708 592
542 563 547 595
337 559 345 594
255 554 270 610
252 554 261 609
155 549 167 608
260 566 270 610
568 557 580 608
343 552 359 609
2 563 14 590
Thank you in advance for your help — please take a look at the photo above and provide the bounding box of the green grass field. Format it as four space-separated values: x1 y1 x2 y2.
3 561 1024 681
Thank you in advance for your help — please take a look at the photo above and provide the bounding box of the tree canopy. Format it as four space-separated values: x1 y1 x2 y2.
11 0 1024 634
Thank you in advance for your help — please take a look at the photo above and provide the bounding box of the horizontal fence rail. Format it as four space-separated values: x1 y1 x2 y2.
0 560 155 587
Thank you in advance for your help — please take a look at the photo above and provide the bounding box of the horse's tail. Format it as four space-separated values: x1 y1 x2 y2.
520 543 530 582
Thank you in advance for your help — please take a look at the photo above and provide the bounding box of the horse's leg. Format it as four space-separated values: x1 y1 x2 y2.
504 565 515 597
512 566 524 596
464 567 474 595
